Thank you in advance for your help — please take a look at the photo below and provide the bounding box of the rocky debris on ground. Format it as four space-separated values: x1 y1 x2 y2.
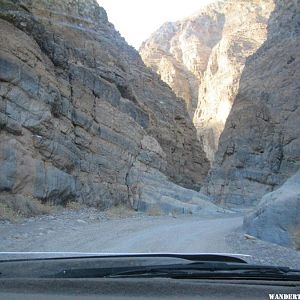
140 0 274 161
226 230 300 270
1 209 299 269
0 0 210 216
204 0 300 205
243 234 256 241
243 170 300 249
0 206 144 250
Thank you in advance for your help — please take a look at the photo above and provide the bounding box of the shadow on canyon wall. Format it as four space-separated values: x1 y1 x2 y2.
203 0 300 206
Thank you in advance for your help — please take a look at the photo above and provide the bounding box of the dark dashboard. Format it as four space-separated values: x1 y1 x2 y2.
0 254 299 299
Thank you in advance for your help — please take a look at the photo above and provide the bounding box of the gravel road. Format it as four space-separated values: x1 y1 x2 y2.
1 208 299 268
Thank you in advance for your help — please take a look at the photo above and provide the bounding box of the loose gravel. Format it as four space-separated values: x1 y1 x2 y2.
0 207 299 269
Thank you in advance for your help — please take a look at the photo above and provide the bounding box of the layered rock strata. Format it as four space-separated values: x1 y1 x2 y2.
0 0 210 213
204 0 300 205
140 0 274 162
193 0 274 161
140 1 226 117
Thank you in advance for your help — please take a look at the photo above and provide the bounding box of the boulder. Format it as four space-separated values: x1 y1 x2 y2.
244 170 300 249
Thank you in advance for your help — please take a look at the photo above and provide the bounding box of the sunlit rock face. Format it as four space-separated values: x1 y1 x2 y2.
140 0 274 162
204 0 300 206
140 1 225 117
194 0 275 162
0 0 210 212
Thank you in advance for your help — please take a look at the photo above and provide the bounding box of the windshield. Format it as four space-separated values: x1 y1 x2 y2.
0 0 299 274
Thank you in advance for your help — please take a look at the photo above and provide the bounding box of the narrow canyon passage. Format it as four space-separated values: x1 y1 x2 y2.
0 0 299 268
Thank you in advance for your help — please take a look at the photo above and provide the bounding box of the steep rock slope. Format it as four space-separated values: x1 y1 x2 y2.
140 1 225 117
193 0 274 161
140 0 274 161
244 170 300 249
0 0 210 214
204 0 300 206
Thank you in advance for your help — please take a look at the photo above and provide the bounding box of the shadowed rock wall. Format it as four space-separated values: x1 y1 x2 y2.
203 0 300 206
0 0 209 211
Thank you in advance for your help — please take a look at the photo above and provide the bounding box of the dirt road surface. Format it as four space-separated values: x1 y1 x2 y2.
1 209 299 268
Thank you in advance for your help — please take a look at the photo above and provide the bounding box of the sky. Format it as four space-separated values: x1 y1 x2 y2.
97 0 217 49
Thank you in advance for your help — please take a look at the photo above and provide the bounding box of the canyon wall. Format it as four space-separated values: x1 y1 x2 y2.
140 0 274 162
0 0 210 213
204 0 300 206
140 1 225 117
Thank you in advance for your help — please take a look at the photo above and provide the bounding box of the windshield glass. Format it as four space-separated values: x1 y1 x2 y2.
0 0 299 272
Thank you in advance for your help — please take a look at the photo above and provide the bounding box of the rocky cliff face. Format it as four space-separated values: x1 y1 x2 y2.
140 1 225 117
0 0 210 214
140 0 274 162
204 0 300 206
194 0 274 162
